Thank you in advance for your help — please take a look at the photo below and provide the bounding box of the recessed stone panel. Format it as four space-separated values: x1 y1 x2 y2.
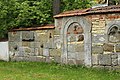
22 31 34 41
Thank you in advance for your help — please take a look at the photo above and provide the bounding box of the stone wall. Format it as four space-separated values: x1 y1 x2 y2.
89 13 120 70
9 29 61 63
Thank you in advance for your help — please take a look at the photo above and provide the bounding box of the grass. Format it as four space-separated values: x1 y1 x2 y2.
0 61 120 80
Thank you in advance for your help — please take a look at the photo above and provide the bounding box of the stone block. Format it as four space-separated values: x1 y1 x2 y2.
50 49 61 57
92 34 105 43
22 31 34 41
98 54 112 66
111 54 118 59
38 33 48 43
67 59 76 65
28 56 37 61
22 42 30 47
34 48 39 56
92 54 99 65
103 43 114 52
76 60 84 65
11 57 21 61
43 48 49 57
92 65 104 69
118 54 120 65
54 56 61 63
9 42 20 52
115 44 120 52
112 59 118 66
36 56 43 62
92 45 103 54
9 32 21 42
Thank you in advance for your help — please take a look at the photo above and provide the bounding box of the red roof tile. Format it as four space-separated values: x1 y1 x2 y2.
54 5 120 18
10 25 55 31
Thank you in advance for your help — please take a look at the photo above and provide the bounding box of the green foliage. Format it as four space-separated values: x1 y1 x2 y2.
0 0 92 38
61 0 92 11
0 0 53 38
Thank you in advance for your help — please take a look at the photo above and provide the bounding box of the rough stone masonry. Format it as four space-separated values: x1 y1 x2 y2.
9 5 120 70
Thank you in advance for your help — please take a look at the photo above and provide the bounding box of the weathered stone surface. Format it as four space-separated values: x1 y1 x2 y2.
76 60 84 65
50 49 61 57
67 59 76 65
112 59 118 66
111 54 118 59
92 66 104 69
9 32 21 41
92 34 105 43
92 54 99 65
115 44 120 52
92 45 103 54
9 42 20 52
54 56 61 63
22 42 30 47
75 43 84 52
46 57 52 63
43 48 49 57
22 31 34 41
76 52 84 61
103 43 114 52
68 52 76 59
98 54 111 66
34 48 39 56
118 54 120 65
67 34 76 42
67 44 75 52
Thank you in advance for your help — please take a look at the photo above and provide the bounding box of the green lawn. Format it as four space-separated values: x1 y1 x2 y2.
0 61 119 80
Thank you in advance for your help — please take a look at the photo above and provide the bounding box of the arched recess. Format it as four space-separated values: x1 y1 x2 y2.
61 17 92 66
108 24 120 43
106 20 120 43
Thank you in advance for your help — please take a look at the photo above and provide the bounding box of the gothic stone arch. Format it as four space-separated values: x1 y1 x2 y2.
61 17 92 66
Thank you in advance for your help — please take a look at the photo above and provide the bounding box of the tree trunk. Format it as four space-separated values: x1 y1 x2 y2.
53 0 61 16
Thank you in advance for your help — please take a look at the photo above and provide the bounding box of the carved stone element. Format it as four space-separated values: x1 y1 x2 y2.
22 31 34 41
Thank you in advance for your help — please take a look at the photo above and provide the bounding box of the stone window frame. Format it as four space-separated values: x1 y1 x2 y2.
107 24 120 43
106 20 120 43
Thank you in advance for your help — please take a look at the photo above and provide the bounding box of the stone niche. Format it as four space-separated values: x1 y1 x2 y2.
22 31 34 41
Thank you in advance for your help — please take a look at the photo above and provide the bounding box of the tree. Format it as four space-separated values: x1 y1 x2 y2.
0 0 92 38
